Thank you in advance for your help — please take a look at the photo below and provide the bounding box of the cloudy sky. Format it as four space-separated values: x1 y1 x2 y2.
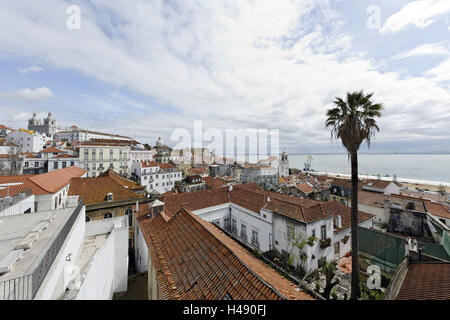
0 0 449 154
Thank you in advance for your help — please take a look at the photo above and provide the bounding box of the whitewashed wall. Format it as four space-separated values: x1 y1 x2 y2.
34 206 86 300
75 229 115 300
0 194 35 217
134 222 149 273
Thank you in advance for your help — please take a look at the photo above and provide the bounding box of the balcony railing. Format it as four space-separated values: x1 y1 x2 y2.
251 239 260 249
319 238 331 248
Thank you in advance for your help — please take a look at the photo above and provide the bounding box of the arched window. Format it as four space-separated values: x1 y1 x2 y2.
104 212 113 219
125 208 133 227
85 216 91 222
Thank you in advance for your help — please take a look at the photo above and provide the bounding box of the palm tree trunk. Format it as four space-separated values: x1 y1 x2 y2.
350 151 360 299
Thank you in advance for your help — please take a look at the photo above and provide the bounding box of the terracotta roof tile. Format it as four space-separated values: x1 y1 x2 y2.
28 166 86 193
137 208 312 300
0 166 85 196
98 169 145 191
320 201 375 232
68 175 143 205
396 262 450 300
202 176 226 188
141 161 159 168
425 201 450 220
159 163 176 170
50 153 77 159
296 183 314 194
39 146 64 153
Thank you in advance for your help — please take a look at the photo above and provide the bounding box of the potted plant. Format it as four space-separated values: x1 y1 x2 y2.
319 237 331 248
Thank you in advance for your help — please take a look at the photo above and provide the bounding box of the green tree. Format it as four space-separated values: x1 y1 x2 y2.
325 90 383 299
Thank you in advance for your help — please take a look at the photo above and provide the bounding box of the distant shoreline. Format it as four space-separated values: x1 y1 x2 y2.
297 170 450 188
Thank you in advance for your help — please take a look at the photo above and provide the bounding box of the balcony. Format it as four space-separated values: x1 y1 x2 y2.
319 238 331 248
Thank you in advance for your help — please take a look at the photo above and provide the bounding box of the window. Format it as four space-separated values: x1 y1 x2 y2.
224 217 230 231
104 212 113 219
35 162 39 167
311 229 316 237
24 162 29 168
62 162 67 168
213 220 220 227
125 208 133 227
334 242 340 255
320 225 327 241
70 161 74 166
86 216 91 222
240 224 247 240
231 218 237 233
251 230 259 248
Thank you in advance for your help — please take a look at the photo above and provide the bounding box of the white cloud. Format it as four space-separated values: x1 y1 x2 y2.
380 0 450 34
0 87 54 102
19 65 45 74
0 1 448 152
426 58 450 82
393 42 449 60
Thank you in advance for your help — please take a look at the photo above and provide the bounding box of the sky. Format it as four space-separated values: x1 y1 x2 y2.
0 0 449 154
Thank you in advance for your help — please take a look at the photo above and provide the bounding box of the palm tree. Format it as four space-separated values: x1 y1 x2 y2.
325 90 383 299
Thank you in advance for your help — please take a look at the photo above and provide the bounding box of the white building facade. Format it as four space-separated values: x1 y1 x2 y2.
79 142 130 178
6 129 51 153
131 161 182 195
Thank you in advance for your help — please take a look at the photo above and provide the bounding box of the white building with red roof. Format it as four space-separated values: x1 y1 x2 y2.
0 166 86 213
0 125 13 138
131 160 182 195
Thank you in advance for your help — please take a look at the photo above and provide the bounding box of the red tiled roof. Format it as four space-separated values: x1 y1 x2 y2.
159 163 176 170
98 169 145 191
141 161 159 168
331 178 353 189
39 146 64 153
0 125 12 130
161 183 343 224
0 139 17 147
68 175 144 205
161 187 230 216
320 201 375 232
425 201 450 220
0 175 47 196
28 166 86 193
363 179 402 189
137 208 312 300
0 166 85 196
396 262 450 300
296 183 314 194
202 176 226 188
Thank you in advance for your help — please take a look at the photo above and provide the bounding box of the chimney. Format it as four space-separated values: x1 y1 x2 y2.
335 215 342 228
136 200 139 212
